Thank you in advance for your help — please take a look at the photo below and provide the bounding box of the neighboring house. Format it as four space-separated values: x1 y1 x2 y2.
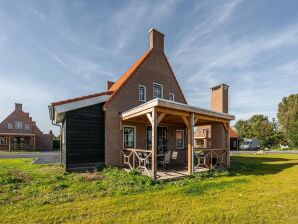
49 28 235 179
0 103 54 151
229 128 239 150
194 126 239 150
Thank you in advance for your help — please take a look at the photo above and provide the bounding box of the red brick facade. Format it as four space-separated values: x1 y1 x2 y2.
0 103 54 151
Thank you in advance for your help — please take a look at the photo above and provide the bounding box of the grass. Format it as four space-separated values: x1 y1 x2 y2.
0 154 297 224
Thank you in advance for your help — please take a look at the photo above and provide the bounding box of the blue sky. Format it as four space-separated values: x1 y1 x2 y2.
0 0 298 135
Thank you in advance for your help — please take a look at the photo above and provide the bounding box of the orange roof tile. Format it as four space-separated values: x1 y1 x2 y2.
52 91 114 107
230 127 238 138
103 49 153 108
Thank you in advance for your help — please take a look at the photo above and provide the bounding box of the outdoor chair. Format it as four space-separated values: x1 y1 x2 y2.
158 151 172 171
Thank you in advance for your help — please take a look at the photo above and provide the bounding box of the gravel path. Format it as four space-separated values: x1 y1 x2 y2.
0 151 60 164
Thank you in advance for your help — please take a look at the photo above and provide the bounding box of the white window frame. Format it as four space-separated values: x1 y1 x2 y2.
7 123 13 129
153 82 163 99
24 124 30 130
176 130 185 149
0 137 7 145
169 93 175 101
123 125 136 148
139 85 146 102
15 121 23 130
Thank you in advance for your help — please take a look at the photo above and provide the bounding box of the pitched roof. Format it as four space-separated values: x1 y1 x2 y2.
103 49 153 109
52 91 113 107
230 127 238 138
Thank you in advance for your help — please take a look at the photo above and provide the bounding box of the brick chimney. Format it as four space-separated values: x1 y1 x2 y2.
106 81 114 90
210 84 229 113
149 28 164 51
15 103 22 111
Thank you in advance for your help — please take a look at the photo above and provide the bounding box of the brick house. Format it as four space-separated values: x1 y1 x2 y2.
0 103 54 151
49 28 235 179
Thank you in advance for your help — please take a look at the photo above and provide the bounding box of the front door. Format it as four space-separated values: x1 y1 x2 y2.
147 126 167 154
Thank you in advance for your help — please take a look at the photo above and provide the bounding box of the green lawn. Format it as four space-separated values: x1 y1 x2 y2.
0 154 297 224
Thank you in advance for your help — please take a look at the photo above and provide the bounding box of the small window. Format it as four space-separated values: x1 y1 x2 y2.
0 137 7 145
25 124 30 130
169 93 175 101
15 121 23 129
153 83 163 99
123 126 136 148
176 130 184 149
7 123 13 129
139 85 146 102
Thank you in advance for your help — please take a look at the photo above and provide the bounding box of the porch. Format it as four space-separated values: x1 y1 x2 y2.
120 98 235 180
0 133 36 151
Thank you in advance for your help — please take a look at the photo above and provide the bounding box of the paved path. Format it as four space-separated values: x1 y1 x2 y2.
0 151 60 164
231 150 298 154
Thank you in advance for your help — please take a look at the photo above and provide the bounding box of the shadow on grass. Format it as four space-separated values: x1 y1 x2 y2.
230 155 298 176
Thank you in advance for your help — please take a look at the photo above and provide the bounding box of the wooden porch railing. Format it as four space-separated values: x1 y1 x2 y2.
122 148 153 176
193 148 228 170
11 144 33 151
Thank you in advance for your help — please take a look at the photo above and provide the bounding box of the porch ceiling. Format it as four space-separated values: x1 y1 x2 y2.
120 98 235 126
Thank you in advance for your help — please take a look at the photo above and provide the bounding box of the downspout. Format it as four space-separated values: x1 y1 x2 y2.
49 105 62 164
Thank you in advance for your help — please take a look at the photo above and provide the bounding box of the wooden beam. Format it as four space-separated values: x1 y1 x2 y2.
157 113 166 125
146 112 153 125
194 116 199 125
152 108 157 180
226 122 231 167
156 107 190 118
182 116 190 128
121 108 153 121
223 122 229 133
8 135 11 152
33 135 36 150
195 114 229 123
187 113 194 175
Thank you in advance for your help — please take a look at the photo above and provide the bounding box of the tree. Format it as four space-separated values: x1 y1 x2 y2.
234 115 283 148
277 94 298 147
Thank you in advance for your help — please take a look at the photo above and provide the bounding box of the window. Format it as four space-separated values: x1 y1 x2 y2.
176 130 184 149
139 85 146 102
0 137 7 145
15 121 23 129
169 93 175 101
7 123 12 129
123 126 136 148
153 83 163 99
25 124 30 130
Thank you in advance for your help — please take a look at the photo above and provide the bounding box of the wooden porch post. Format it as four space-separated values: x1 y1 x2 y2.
8 135 11 152
152 108 157 180
33 135 36 150
187 113 194 175
226 122 230 167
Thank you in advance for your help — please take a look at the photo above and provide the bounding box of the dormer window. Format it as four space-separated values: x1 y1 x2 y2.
15 121 23 129
169 93 175 101
7 123 12 129
153 83 163 99
139 85 146 102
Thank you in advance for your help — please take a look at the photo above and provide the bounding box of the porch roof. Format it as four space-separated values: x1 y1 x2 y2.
121 98 234 126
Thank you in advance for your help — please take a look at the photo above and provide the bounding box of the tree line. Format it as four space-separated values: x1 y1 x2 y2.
234 93 298 149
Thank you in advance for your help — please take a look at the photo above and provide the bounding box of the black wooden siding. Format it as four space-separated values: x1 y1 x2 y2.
64 103 105 170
